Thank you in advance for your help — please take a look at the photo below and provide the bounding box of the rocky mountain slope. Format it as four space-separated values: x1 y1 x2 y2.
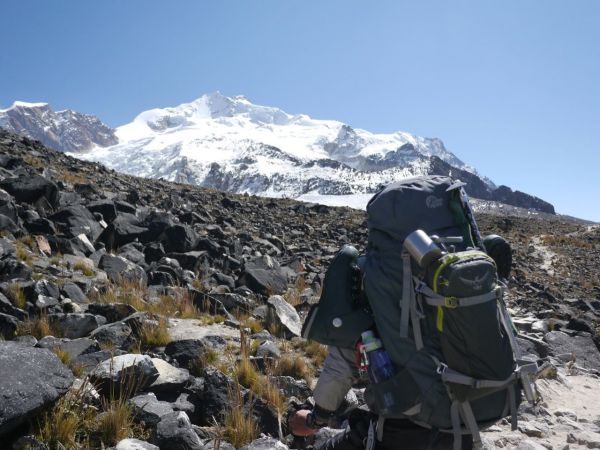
0 101 118 152
1 94 554 213
0 130 598 449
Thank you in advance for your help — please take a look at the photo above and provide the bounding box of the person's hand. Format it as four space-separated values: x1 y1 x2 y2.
289 409 318 437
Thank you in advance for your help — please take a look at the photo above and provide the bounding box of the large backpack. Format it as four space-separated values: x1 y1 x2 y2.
302 175 537 450
361 176 537 449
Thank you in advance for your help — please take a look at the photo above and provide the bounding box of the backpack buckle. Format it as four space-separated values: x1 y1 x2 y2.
436 362 448 375
444 297 459 308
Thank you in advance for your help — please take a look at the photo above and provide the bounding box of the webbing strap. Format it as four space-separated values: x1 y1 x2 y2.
423 290 498 308
508 387 518 431
450 401 462 450
439 364 517 390
411 288 424 351
400 252 412 339
376 416 385 442
460 401 483 450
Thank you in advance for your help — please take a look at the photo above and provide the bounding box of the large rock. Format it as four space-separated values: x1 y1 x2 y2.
238 255 288 295
148 358 190 393
0 257 32 282
129 392 175 426
0 174 59 208
116 439 159 450
50 205 102 240
197 368 236 425
0 341 74 436
162 224 198 253
89 321 135 349
266 295 301 337
164 338 226 369
49 313 105 339
98 213 148 250
544 331 600 371
87 199 118 223
154 411 204 450
36 336 100 359
240 437 289 450
90 354 159 396
99 254 147 285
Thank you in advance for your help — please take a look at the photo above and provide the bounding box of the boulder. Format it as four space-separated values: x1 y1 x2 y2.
60 282 89 304
49 313 105 339
0 257 32 282
89 321 135 349
148 358 190 393
164 338 224 369
240 437 289 450
162 224 198 253
99 254 147 285
50 205 102 240
90 354 159 397
0 174 59 208
238 255 288 295
129 392 175 426
87 302 137 323
0 214 21 235
116 439 159 450
0 341 74 436
87 200 118 223
0 312 19 338
35 336 100 360
98 214 148 251
197 368 236 425
544 331 600 371
154 411 204 450
266 295 301 337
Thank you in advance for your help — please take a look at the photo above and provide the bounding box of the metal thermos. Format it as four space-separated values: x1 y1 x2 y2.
403 229 442 268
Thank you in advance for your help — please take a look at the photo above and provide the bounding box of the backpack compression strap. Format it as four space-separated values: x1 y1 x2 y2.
401 252 423 350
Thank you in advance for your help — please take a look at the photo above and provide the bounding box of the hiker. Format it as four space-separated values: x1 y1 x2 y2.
289 345 475 449
290 176 535 450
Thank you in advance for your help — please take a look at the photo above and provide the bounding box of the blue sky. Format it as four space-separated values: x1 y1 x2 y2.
1 1 599 221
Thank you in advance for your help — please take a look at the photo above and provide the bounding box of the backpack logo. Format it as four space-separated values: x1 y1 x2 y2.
426 195 443 209
458 272 492 291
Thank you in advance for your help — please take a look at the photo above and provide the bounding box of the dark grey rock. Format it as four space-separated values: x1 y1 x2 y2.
90 354 159 397
544 331 600 371
89 321 134 349
129 392 175 426
98 213 148 251
148 358 190 393
49 313 105 338
50 205 102 240
155 411 204 450
35 336 100 359
240 437 289 450
0 257 32 282
87 200 118 223
162 224 198 253
0 341 74 436
164 338 222 369
115 439 159 450
0 312 19 338
198 368 236 425
255 340 281 358
99 254 147 285
266 295 301 337
238 255 288 295
60 282 88 304
87 302 137 323
0 214 21 235
0 174 59 208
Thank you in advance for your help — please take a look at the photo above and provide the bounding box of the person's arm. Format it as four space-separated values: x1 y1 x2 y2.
289 346 359 436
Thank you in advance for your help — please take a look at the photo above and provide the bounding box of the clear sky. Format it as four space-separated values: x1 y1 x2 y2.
1 1 599 221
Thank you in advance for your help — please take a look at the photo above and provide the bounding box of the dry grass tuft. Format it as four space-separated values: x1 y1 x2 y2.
284 276 308 306
97 397 134 446
303 340 328 366
190 348 220 376
73 260 94 276
15 241 32 265
241 317 264 334
224 383 258 448
272 354 313 383
8 283 27 309
16 314 61 339
139 318 171 348
53 347 71 365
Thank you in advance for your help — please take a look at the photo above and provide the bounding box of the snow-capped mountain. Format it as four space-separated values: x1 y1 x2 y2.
80 92 490 194
0 101 117 153
0 93 554 213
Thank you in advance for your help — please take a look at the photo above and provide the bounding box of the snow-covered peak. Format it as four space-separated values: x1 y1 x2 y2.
0 101 50 112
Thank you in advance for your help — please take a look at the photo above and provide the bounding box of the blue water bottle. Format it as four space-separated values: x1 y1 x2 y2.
361 331 396 383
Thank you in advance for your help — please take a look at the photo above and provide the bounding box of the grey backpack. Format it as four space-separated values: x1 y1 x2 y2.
361 176 537 449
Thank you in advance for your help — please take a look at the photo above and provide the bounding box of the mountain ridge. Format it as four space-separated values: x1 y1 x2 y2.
0 93 555 214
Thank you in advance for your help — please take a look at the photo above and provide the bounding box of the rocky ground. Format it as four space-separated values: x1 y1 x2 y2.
0 129 598 450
